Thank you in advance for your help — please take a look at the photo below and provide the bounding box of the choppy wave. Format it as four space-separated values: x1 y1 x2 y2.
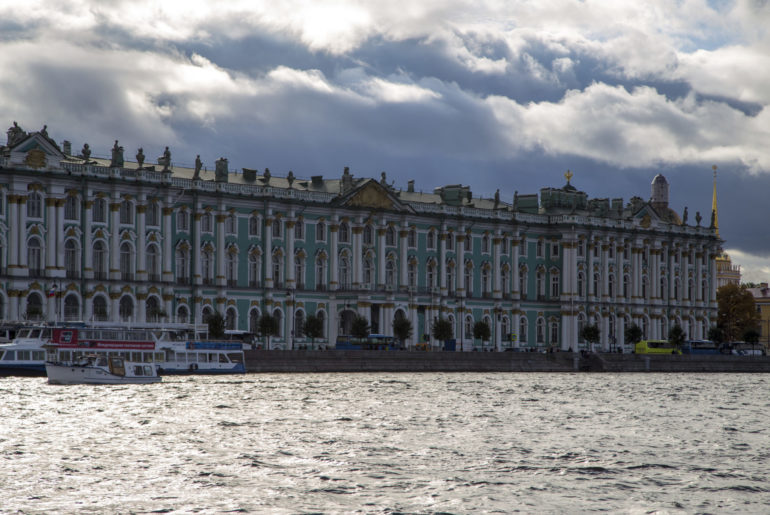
0 373 769 513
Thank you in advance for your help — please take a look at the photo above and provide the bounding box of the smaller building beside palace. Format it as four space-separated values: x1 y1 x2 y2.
0 122 722 350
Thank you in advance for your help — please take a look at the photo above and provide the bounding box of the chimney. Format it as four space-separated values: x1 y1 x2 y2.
62 140 72 155
407 180 415 193
311 175 324 187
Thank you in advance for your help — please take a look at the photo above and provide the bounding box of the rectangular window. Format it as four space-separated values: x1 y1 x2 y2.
272 219 281 239
177 211 189 232
315 222 326 242
536 240 544 258
64 196 79 221
249 216 260 237
147 203 160 226
446 233 454 251
294 221 304 240
577 240 584 257
551 243 559 258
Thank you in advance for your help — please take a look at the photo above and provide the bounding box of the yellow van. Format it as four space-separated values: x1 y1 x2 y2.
634 339 682 355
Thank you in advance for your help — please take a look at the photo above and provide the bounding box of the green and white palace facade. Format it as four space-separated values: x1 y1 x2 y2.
0 123 720 350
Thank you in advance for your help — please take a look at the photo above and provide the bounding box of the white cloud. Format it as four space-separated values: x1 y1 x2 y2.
724 248 770 284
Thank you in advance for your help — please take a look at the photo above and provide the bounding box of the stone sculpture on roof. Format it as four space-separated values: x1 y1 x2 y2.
193 155 202 179
136 148 145 169
80 143 91 162
159 146 171 171
110 140 124 168
6 121 26 146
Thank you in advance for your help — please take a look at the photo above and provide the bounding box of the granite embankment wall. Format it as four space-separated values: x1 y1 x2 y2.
244 350 770 373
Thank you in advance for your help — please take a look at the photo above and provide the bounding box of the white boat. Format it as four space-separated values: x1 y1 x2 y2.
44 323 247 376
0 325 51 376
46 354 161 385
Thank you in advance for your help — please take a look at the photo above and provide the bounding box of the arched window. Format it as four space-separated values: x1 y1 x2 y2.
363 225 373 245
147 202 160 226
536 318 545 344
146 296 161 322
201 212 212 233
93 295 108 321
273 309 283 338
147 244 160 281
642 276 649 299
315 221 325 242
249 253 261 287
119 199 133 225
577 272 585 298
93 198 107 223
225 307 237 330
271 218 281 238
177 305 189 324
176 210 189 231
248 215 260 236
519 267 528 297
339 222 350 243
549 321 559 346
119 296 134 322
27 192 42 219
249 309 260 334
202 249 214 284
294 219 304 240
28 237 42 277
623 274 630 299
225 214 237 235
536 269 545 298
295 256 305 289
446 263 455 294
608 274 615 298
363 256 373 288
64 195 79 220
519 317 528 344
316 311 326 339
427 230 435 250
501 316 510 342
175 247 190 283
550 273 559 298
63 295 79 321
481 234 489 253
481 267 490 295
339 255 350 289
386 259 396 286
660 277 667 300
226 251 238 286
294 310 305 338
408 261 417 288
501 267 510 295
427 261 437 289
315 256 326 290
120 242 134 280
464 315 473 339
272 253 282 288
408 228 417 248
687 279 694 301
578 313 587 343
464 266 472 295
386 226 395 246
94 241 107 280
26 292 43 321
592 273 600 297
65 239 79 278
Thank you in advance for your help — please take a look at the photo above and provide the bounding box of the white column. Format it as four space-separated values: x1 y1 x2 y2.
456 232 465 297
216 212 226 286
492 235 501 299
136 199 147 281
399 226 408 290
264 215 274 288
109 197 121 279
329 221 339 291
162 205 173 281
352 225 362 288
511 239 520 298
83 199 93 279
54 198 65 273
601 243 609 301
286 219 296 289
439 230 447 294
192 210 202 285
377 226 386 288
7 195 18 270
45 197 56 274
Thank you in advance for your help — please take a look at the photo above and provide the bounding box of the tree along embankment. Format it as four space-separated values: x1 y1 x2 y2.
243 350 770 373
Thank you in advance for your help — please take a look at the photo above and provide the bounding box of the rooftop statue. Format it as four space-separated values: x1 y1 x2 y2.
6 121 26 146
81 143 91 162
193 155 202 180
110 140 124 168
136 148 145 169
159 146 171 171
682 206 688 225
695 211 702 227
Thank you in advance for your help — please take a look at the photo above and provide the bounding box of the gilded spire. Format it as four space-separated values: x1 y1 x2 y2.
564 169 573 184
712 165 719 237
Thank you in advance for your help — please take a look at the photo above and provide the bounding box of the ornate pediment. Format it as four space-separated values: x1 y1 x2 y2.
6 131 65 170
338 180 414 213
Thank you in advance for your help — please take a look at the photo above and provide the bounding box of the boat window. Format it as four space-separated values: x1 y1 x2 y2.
30 329 41 338
154 352 164 362
144 365 153 376
1 351 13 360
97 356 108 366
18 351 30 360
60 351 71 361
219 354 229 363
32 351 44 360
227 353 243 364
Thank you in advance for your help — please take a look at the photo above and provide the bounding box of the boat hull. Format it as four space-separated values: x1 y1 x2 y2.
46 363 161 385
0 364 47 376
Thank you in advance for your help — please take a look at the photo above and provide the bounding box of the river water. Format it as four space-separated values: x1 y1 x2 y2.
1 373 769 514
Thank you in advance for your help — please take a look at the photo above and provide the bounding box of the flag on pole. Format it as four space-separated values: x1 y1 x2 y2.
48 284 57 297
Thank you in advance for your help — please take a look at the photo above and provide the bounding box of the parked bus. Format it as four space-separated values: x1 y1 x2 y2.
634 339 682 355
682 339 730 355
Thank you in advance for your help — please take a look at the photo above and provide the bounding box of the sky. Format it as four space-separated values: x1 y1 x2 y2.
1 1 769 281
